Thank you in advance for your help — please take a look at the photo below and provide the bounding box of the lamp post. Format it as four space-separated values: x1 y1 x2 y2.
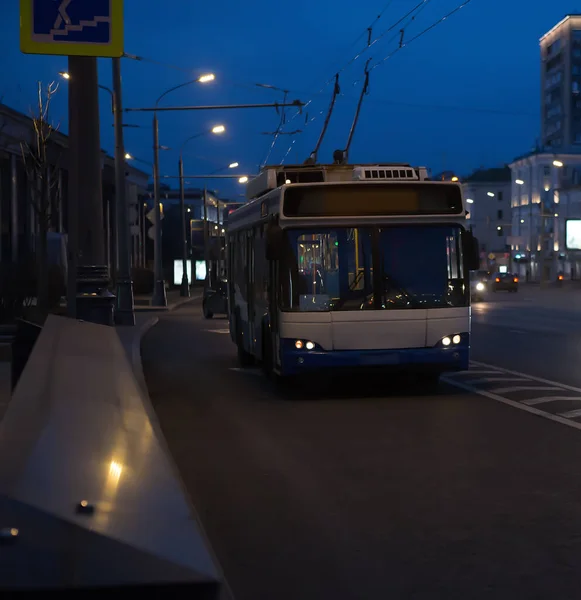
112 57 135 326
151 73 216 307
59 67 137 325
61 64 135 325
178 124 226 297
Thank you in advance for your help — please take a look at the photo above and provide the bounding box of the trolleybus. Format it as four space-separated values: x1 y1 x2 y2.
227 163 479 382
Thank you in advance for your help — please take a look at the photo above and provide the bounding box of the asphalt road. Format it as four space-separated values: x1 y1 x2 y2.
472 290 581 388
142 297 581 600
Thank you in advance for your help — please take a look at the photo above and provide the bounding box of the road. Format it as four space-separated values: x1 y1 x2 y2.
142 292 581 600
472 288 581 388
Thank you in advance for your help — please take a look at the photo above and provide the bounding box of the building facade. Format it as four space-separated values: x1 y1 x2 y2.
509 150 581 280
541 14 581 149
0 102 150 277
461 168 512 271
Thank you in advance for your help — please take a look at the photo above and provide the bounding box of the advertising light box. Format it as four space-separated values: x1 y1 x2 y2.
173 260 192 285
566 220 581 250
173 260 207 283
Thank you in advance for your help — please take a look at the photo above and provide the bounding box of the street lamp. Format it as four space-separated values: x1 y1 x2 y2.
487 192 495 197
178 125 226 297
229 162 239 169
515 179 524 185
239 176 249 184
60 72 115 113
553 160 564 168
151 73 216 307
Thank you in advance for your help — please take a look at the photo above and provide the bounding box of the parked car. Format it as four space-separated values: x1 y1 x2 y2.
202 277 228 318
491 272 519 293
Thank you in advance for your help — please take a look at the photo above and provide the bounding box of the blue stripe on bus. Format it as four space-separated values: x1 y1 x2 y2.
279 339 469 376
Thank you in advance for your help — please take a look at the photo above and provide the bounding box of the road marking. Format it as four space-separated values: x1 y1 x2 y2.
558 408 581 419
470 360 581 394
522 396 581 406
441 376 581 433
468 377 531 384
490 385 563 394
443 360 581 431
202 329 230 334
452 370 500 376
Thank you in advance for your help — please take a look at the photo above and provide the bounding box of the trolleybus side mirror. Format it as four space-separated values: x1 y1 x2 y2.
462 231 480 272
266 223 284 261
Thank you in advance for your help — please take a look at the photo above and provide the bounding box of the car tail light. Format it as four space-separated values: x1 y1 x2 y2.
558 274 564 281
513 277 518 283
495 277 500 282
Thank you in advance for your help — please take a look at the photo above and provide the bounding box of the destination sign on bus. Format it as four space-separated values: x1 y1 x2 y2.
282 183 463 217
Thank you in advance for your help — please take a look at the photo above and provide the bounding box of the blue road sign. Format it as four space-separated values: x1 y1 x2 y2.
20 0 124 57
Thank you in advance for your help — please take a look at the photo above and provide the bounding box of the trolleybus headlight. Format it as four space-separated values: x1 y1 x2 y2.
295 340 304 349
442 336 451 346
452 335 461 345
476 282 485 291
305 341 315 350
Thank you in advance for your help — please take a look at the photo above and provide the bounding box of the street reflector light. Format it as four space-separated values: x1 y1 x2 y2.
515 179 524 185
229 162 239 169
211 125 226 134
553 160 563 167
124 153 133 160
58 71 70 80
238 176 249 184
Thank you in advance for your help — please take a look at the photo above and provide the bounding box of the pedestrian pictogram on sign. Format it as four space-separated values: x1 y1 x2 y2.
20 0 124 57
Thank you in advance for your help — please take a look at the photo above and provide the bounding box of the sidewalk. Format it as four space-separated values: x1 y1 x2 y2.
134 288 202 312
0 362 10 423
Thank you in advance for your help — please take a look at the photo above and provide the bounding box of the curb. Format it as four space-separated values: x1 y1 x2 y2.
134 294 202 313
130 316 160 396
127 308 235 600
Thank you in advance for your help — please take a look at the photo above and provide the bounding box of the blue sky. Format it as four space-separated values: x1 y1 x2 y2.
2 1 568 199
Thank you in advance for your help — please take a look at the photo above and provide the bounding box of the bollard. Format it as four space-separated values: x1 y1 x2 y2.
76 265 116 326
11 319 43 393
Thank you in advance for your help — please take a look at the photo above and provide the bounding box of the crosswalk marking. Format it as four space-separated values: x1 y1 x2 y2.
490 385 563 394
558 408 581 419
443 360 581 430
468 377 530 384
522 396 581 406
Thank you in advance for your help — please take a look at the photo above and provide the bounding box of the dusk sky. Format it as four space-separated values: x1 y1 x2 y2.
2 1 568 199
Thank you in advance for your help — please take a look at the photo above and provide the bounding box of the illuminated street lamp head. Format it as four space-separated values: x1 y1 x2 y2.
198 73 215 83
515 179 524 185
229 162 239 169
238 176 249 184
59 71 70 80
124 153 133 160
211 125 226 134
487 192 495 197
451 176 459 182
553 160 564 168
